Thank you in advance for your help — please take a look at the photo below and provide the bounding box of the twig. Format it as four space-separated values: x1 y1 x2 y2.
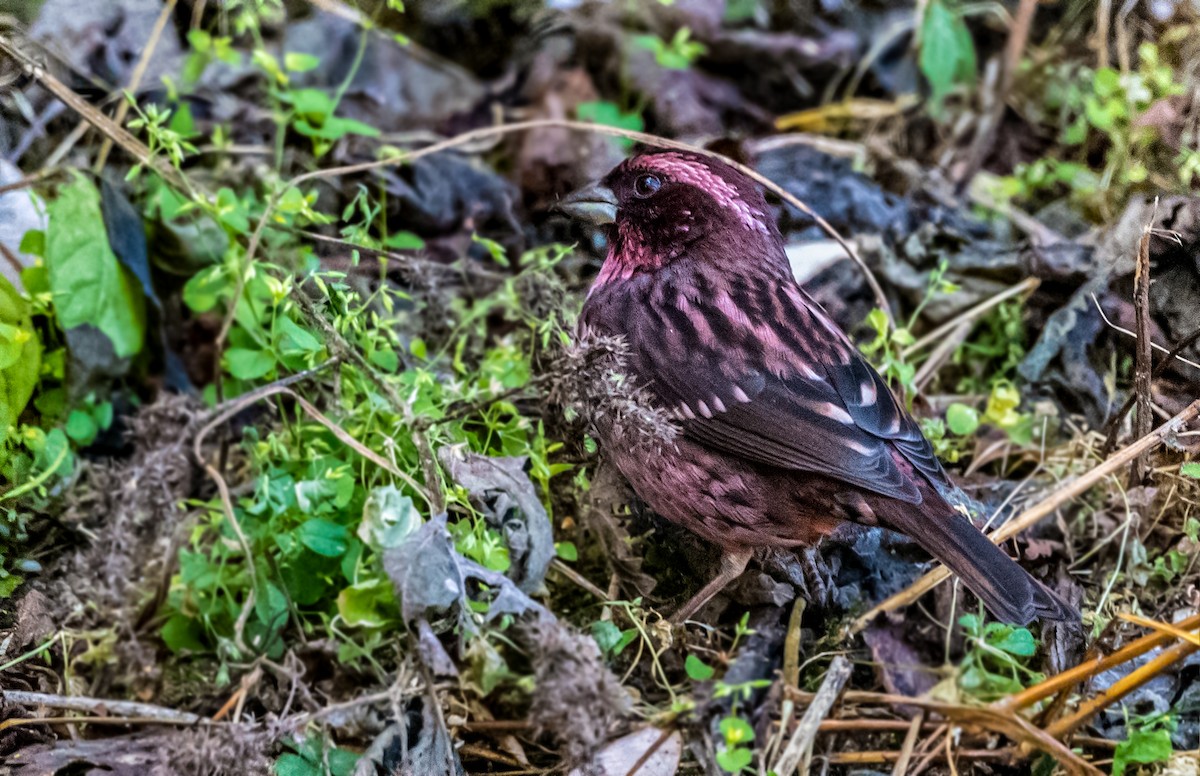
623 727 675 776
996 611 1200 712
197 381 433 508
823 749 1017 765
1132 202 1157 482
786 688 1101 775
771 655 851 776
1102 322 1200 454
954 0 1039 190
1117 612 1200 646
1092 294 1200 372
2 691 203 725
903 277 1041 357
0 33 191 193
288 290 443 513
1045 638 1198 740
93 0 179 171
549 558 608 601
892 711 925 776
849 399 1200 633
222 118 891 350
0 167 61 196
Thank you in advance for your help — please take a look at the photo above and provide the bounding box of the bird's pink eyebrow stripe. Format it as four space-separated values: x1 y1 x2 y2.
639 154 770 235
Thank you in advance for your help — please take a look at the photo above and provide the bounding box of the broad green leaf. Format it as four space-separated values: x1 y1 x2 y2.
555 541 578 561
276 316 321 355
575 101 644 150
719 716 754 745
45 175 146 358
337 578 396 627
284 52 320 72
161 614 207 653
685 654 715 681
1180 461 1200 479
358 485 422 550
715 747 752 773
0 274 40 446
274 753 321 776
1113 725 1173 776
384 231 425 250
919 0 976 112
65 409 99 445
226 348 275 380
990 626 1036 657
298 518 350 557
946 403 980 436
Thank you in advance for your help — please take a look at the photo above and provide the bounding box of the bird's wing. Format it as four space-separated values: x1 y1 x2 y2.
633 282 947 505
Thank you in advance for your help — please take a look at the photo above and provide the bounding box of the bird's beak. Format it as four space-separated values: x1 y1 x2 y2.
557 182 618 225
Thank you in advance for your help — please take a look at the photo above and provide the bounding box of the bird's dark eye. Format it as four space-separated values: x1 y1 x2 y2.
633 174 662 198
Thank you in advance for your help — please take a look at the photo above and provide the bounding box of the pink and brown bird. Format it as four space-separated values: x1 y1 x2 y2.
560 149 1075 625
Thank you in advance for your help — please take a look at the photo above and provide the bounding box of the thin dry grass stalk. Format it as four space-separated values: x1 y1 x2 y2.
996 611 1200 713
850 399 1200 633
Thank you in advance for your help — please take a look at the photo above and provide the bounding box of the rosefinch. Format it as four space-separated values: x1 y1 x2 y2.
561 150 1075 625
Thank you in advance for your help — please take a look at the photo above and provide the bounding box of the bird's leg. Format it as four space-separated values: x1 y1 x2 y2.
670 548 753 624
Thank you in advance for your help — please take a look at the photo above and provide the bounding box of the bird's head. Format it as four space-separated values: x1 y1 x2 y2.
559 151 784 284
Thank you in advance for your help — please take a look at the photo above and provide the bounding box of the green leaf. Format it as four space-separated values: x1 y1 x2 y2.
276 316 321 355
226 348 276 380
182 266 227 313
65 409 99 445
1113 726 1173 776
358 485 422 550
45 175 146 357
161 614 207 653
285 52 320 72
0 574 24 598
575 101 644 150
919 0 976 112
0 274 40 442
555 541 578 561
946 403 980 436
337 578 396 627
274 753 321 776
18 230 44 257
715 747 752 774
591 620 637 657
685 654 715 681
1180 461 1200 479
384 231 426 250
297 518 350 557
719 715 754 745
990 626 1036 657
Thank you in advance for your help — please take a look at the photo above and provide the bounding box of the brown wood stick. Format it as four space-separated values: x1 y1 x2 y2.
1046 638 1199 740
850 399 1200 633
1132 206 1156 482
998 611 1200 712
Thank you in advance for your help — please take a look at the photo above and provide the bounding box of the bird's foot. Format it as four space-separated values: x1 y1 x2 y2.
669 549 753 625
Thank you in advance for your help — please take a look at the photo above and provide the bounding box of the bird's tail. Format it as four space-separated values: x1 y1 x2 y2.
886 502 1076 626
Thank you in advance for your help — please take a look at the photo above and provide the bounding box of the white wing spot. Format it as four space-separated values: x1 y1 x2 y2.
843 438 874 455
680 402 696 420
860 380 877 405
731 385 751 403
711 395 727 413
697 400 713 419
819 402 854 424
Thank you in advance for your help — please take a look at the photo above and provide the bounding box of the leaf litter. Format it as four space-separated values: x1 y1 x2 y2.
1 0 1199 774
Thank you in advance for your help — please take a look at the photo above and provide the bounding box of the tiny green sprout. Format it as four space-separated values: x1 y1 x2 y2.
716 715 755 774
632 27 707 70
